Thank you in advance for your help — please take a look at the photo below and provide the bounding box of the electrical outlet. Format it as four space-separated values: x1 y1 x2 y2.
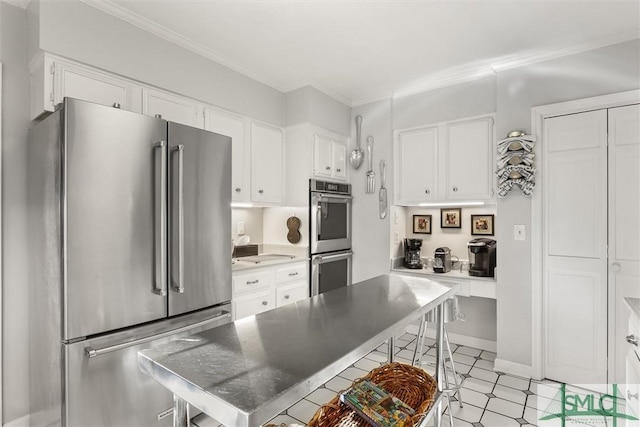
394 211 399 225
514 224 526 241
237 221 245 235
394 231 399 244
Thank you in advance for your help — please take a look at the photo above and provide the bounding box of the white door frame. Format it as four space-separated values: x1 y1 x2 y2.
530 89 640 380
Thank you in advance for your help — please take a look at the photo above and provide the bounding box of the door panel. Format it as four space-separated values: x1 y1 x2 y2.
168 123 232 316
397 127 438 203
546 258 607 384
207 109 247 202
65 99 167 340
543 109 607 384
608 104 640 383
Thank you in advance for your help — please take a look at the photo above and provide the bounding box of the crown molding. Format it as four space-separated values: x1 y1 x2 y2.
80 0 289 95
2 0 30 9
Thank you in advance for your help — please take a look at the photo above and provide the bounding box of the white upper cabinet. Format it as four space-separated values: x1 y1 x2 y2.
142 88 205 128
206 109 249 203
251 122 284 205
394 115 495 205
313 134 347 181
30 53 142 119
444 116 495 200
395 126 439 204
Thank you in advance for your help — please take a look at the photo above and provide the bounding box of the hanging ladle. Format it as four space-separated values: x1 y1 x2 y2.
350 115 365 170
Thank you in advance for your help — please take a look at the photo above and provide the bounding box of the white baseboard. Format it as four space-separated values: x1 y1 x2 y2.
405 325 497 353
3 414 30 427
494 358 532 379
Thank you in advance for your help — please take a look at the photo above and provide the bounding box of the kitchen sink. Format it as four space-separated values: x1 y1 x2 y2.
235 254 296 264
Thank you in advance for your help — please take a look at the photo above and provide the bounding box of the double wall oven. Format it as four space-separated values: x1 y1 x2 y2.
309 180 353 296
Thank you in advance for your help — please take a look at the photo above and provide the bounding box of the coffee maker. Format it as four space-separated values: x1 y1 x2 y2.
433 247 452 273
467 238 497 277
403 239 423 269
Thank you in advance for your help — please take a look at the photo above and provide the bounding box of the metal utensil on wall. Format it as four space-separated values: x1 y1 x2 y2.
349 116 364 170
379 160 388 219
365 136 375 193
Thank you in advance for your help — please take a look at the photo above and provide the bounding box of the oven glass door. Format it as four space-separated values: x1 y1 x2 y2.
311 250 352 296
310 193 352 254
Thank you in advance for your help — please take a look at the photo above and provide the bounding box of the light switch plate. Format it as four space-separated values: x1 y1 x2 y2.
237 221 245 235
514 224 526 241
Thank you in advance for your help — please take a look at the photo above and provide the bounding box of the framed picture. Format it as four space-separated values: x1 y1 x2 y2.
471 214 495 235
413 215 432 234
440 208 461 229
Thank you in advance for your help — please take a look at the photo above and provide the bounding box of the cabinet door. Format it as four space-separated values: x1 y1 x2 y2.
251 122 284 204
444 117 494 200
332 142 347 180
608 104 640 383
313 134 333 178
396 127 438 204
207 109 249 202
143 89 204 128
276 281 309 307
233 290 275 320
52 57 140 113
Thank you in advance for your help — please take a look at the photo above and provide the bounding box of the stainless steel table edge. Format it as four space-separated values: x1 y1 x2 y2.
138 275 459 427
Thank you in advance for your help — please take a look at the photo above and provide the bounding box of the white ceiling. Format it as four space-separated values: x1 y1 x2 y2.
87 0 640 106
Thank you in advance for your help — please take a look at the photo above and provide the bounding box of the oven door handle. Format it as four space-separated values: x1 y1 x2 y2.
316 193 353 202
313 251 353 264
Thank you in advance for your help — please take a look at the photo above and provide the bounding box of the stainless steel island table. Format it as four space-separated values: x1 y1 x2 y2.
138 274 459 427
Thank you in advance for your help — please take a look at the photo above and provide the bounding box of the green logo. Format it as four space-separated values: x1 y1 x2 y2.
539 383 638 426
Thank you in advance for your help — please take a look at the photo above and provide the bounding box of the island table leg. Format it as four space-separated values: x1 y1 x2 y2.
434 304 445 427
388 336 395 363
173 395 190 427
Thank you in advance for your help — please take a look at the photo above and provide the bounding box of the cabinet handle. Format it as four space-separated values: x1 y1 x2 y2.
452 186 458 192
262 301 268 306
112 103 121 109
626 335 638 346
425 189 430 195
258 189 264 194
629 390 639 401
611 262 621 272
288 272 298 276
336 168 341 172
246 280 259 285
235 188 242 193
326 166 331 170
284 295 290 299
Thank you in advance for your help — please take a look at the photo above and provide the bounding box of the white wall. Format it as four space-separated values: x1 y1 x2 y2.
0 2 30 423
32 0 285 126
494 38 640 368
231 208 265 246
351 99 393 283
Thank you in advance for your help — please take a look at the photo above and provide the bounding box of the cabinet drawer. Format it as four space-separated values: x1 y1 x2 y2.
233 290 275 320
276 281 309 307
275 263 307 284
233 270 273 294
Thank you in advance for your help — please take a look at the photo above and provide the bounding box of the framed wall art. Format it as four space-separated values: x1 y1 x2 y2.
440 208 461 229
471 214 495 235
413 214 432 234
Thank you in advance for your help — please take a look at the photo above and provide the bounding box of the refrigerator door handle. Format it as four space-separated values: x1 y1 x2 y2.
171 144 185 293
153 141 167 296
84 310 231 358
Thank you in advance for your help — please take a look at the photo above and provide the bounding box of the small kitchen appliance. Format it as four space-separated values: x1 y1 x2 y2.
467 238 497 277
403 238 423 269
433 247 452 273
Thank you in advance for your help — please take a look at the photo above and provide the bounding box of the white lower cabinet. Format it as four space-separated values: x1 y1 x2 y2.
232 261 309 320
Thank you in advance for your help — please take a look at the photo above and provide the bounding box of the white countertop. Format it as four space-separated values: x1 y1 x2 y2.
232 256 308 272
391 266 496 282
391 266 497 299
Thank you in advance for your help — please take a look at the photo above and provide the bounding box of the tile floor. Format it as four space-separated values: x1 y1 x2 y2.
191 331 590 427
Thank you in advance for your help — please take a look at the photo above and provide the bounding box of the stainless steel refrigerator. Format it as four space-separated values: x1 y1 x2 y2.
27 98 233 426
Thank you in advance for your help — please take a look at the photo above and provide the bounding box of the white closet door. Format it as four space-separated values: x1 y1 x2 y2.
608 104 640 383
544 109 608 384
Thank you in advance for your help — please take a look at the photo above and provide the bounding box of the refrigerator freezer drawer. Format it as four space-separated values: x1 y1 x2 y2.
63 306 231 427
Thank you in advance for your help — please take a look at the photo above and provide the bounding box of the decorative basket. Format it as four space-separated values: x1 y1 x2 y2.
306 362 437 427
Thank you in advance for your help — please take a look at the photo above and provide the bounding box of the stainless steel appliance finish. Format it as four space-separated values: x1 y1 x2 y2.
310 249 353 295
28 98 233 427
309 179 352 255
236 254 296 263
433 247 452 273
139 274 460 427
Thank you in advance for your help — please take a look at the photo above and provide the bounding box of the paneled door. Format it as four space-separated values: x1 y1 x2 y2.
608 104 640 383
543 110 608 384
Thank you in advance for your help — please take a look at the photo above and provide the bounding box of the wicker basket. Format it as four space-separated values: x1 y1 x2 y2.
306 362 437 427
